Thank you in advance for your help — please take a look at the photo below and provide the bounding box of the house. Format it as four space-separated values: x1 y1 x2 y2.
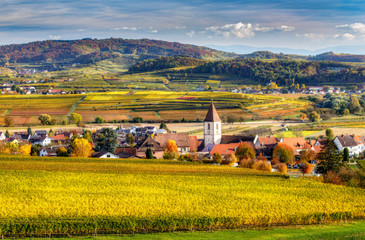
92 150 119 158
135 136 164 158
0 132 5 141
210 143 241 157
39 147 57 157
115 147 138 158
29 136 52 146
254 136 278 159
188 136 200 152
34 130 47 136
278 137 308 156
155 133 190 154
221 135 257 144
334 135 365 156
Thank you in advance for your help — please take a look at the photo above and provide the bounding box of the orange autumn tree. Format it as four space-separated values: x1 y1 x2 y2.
300 162 312 176
235 142 255 160
163 139 178 160
272 143 294 166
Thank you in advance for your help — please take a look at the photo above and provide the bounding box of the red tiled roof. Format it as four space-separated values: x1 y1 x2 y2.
51 134 65 141
155 133 190 148
258 136 278 146
189 136 199 152
210 143 241 155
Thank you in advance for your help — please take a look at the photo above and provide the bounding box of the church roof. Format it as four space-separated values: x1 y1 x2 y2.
204 103 221 122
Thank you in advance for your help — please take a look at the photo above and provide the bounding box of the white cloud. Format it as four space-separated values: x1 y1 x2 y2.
336 23 365 34
151 29 158 33
205 22 294 38
111 27 138 31
186 30 195 38
206 22 255 38
279 25 295 32
48 35 61 40
343 33 355 41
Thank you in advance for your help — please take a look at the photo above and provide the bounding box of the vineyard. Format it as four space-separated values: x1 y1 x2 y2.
0 155 364 237
0 92 308 126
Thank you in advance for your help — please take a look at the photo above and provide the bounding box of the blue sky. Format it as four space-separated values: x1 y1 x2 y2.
0 0 364 52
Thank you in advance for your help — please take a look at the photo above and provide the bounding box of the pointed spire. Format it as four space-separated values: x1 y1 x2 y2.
204 102 221 122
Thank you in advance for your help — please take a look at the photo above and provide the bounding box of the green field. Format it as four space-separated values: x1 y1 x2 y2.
27 221 365 240
0 155 364 237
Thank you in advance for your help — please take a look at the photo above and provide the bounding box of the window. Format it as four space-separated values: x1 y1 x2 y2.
216 123 219 129
107 155 110 158
207 123 210 130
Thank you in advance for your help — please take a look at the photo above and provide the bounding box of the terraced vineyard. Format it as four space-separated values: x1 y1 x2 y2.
0 156 364 237
0 91 309 126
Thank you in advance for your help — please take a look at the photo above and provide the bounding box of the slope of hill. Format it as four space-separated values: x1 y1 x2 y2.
0 38 236 64
238 51 307 60
308 52 365 62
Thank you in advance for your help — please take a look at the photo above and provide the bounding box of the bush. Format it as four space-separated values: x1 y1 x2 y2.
324 171 343 185
277 163 288 174
257 161 272 172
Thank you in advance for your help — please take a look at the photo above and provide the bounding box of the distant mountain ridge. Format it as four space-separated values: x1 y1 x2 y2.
0 38 364 68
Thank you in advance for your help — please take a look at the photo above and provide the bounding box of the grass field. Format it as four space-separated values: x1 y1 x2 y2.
0 155 364 237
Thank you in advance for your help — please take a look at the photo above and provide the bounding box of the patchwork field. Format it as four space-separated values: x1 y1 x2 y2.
0 91 309 126
0 156 364 237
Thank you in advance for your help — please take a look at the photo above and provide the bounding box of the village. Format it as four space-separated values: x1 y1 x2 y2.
0 102 362 176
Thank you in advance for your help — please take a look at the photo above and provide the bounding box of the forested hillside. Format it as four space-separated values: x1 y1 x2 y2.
128 56 206 72
0 38 235 64
189 59 365 85
129 57 365 86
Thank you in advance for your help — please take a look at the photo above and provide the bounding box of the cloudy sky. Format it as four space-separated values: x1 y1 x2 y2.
0 0 364 51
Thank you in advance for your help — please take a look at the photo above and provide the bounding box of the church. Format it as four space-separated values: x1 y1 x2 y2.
204 102 222 147
202 102 260 156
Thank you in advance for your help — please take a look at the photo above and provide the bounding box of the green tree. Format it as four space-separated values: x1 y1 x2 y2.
325 128 334 140
70 113 82 124
5 130 9 138
27 127 33 136
95 116 103 123
126 133 135 145
350 95 360 113
95 128 119 153
343 108 350 116
56 147 68 157
38 114 52 125
146 148 153 159
235 142 255 160
30 144 42 156
316 140 344 174
83 130 93 142
308 111 320 122
48 129 54 137
212 152 222 164
343 148 349 162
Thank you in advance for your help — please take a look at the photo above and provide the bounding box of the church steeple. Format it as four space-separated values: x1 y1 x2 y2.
204 102 221 147
204 102 221 122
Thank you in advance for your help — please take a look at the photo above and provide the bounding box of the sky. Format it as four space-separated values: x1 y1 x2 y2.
0 0 364 52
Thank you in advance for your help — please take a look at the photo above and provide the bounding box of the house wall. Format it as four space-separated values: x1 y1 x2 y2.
99 153 119 158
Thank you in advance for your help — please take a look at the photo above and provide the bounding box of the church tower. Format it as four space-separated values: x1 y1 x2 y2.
204 102 221 147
